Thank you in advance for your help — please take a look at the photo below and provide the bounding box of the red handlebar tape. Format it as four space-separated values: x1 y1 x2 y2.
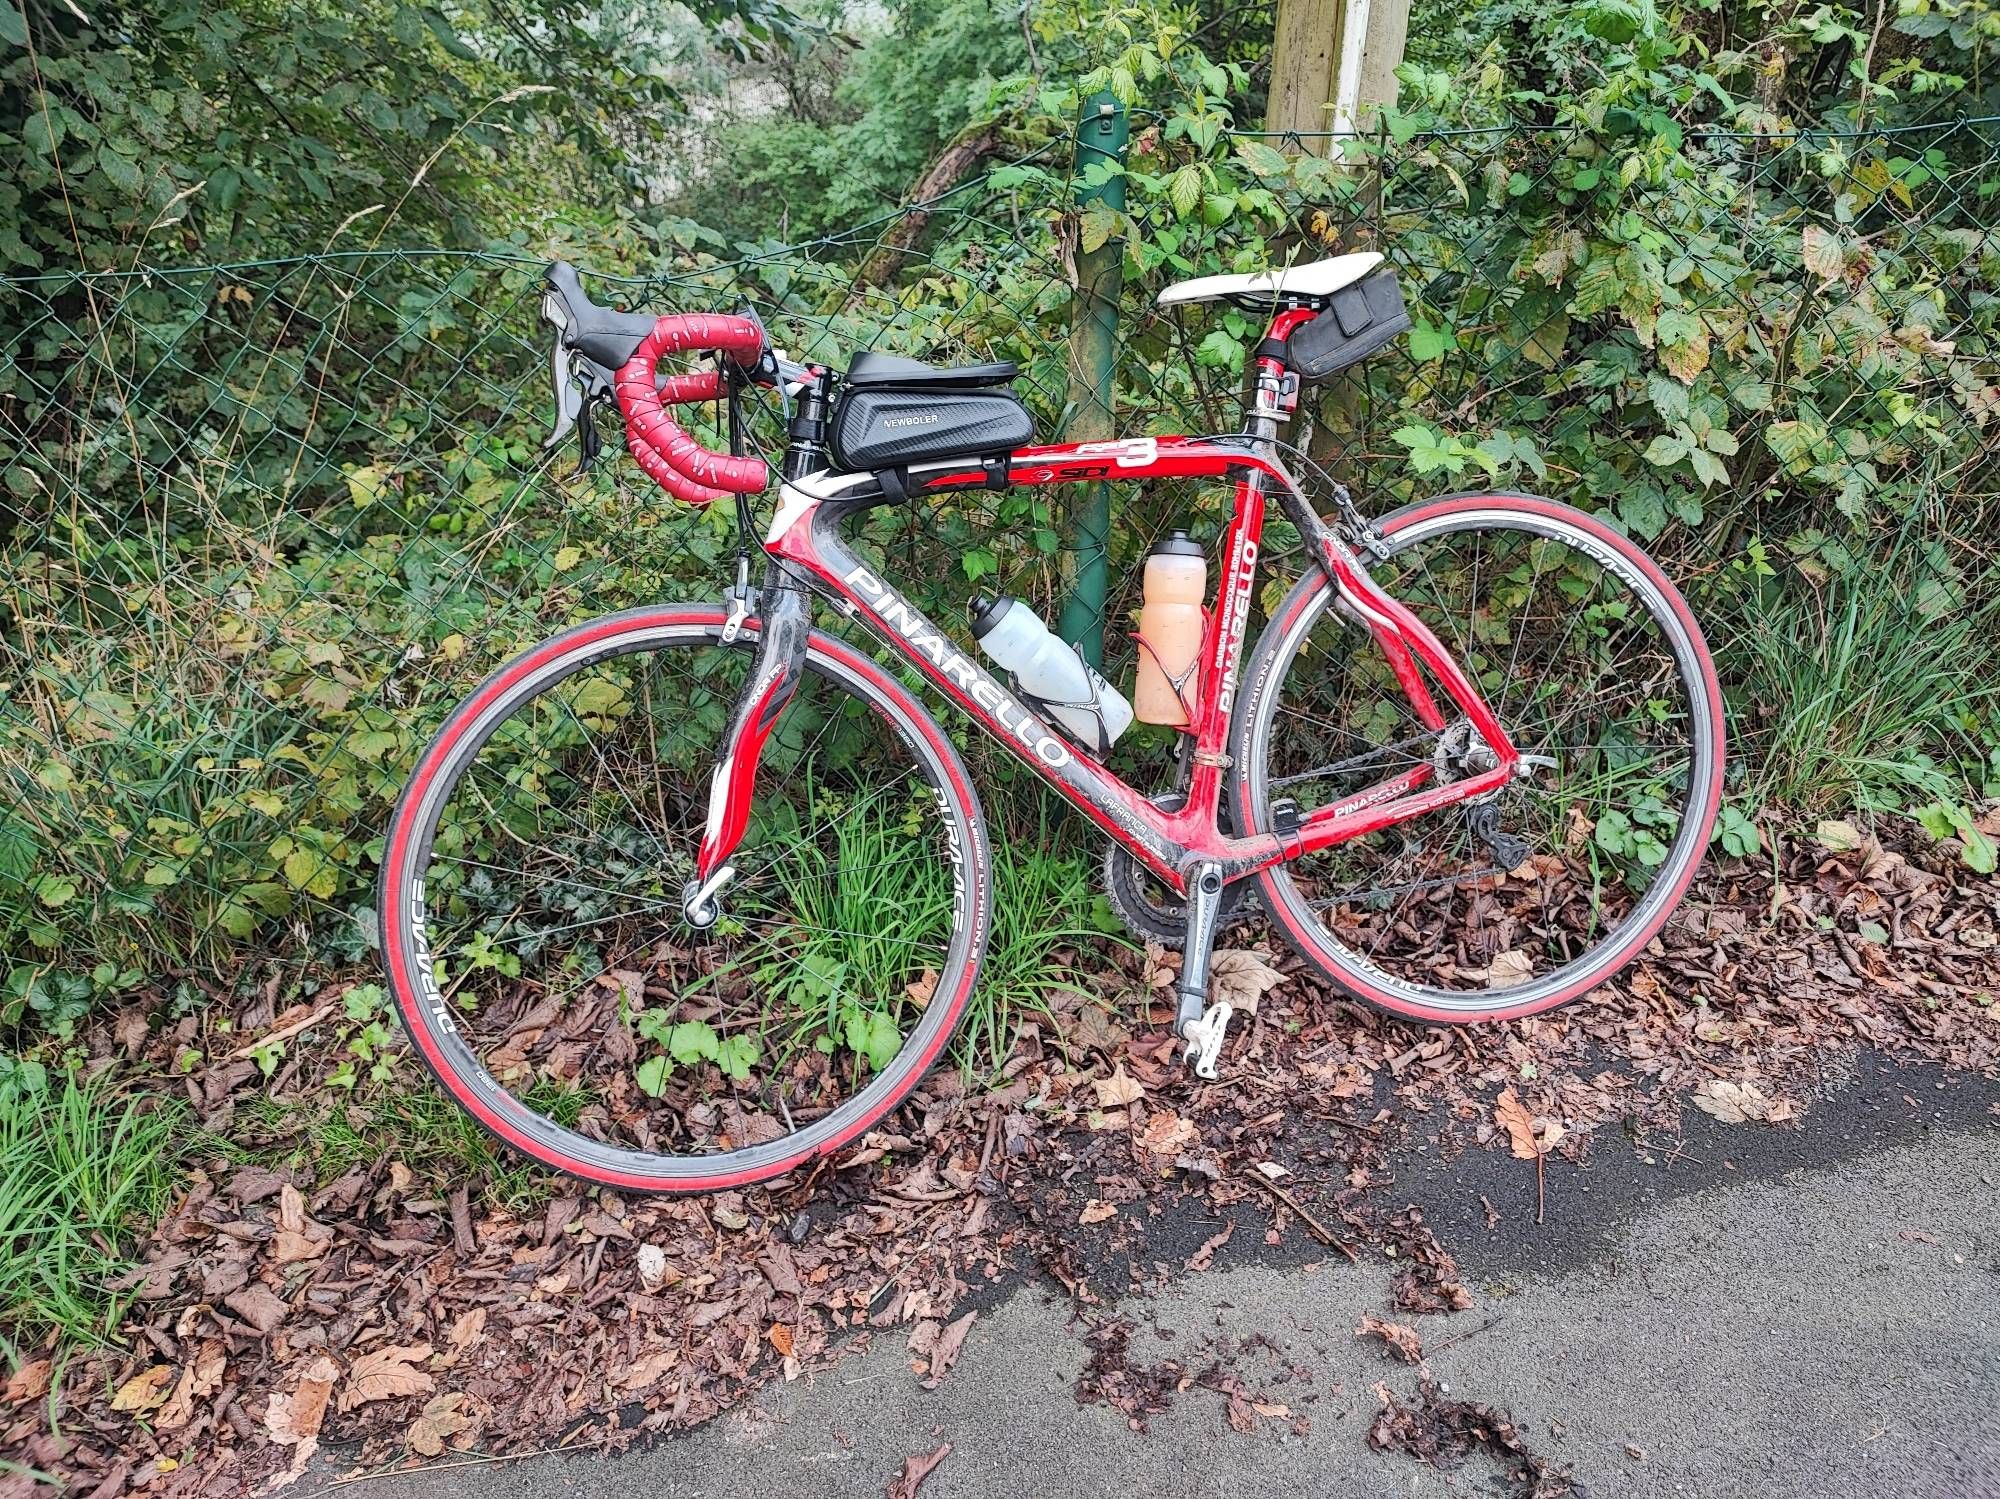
614 314 769 503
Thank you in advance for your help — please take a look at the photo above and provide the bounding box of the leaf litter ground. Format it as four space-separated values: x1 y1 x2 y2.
2 823 1994 1497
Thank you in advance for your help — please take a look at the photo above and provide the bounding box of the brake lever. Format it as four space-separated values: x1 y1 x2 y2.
578 396 602 471
544 343 584 454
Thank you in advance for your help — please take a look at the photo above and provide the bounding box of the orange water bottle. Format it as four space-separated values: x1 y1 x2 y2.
1132 530 1206 726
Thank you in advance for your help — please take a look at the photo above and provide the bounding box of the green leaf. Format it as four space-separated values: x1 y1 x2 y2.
1077 208 1119 255
668 1020 721 1066
1406 319 1455 362
422 5 480 58
1617 488 1669 540
1167 166 1203 219
634 1055 670 1097
98 148 143 194
1233 139 1291 178
1686 448 1729 488
1390 423 1466 477
715 1034 757 1081
1963 827 1999 876
1643 435 1689 467
0 5 26 47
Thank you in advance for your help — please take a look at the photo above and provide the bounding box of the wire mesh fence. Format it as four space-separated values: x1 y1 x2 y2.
2 112 1995 1021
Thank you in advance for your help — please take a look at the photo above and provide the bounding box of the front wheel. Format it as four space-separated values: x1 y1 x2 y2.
1231 494 1724 1023
380 604 990 1192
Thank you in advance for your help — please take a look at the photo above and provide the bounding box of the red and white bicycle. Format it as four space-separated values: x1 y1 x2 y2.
380 255 1724 1191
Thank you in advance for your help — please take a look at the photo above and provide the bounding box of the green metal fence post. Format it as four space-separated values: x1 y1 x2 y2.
1056 89 1128 668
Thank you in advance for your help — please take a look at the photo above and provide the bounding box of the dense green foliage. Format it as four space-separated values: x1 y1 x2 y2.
1 0 1996 1041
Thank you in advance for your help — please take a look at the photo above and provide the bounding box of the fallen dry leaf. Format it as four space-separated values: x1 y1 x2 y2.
272 1183 331 1264
156 1341 225 1430
338 1343 434 1411
5 1358 52 1402
1138 1110 1197 1157
767 1323 794 1359
904 968 939 1009
917 1310 975 1389
406 1391 475 1457
1091 1064 1145 1108
1692 1078 1772 1125
1208 948 1288 1013
1357 1313 1425 1364
266 1355 339 1446
1493 1087 1541 1160
886 1440 953 1499
447 1306 487 1350
1815 818 1863 852
1078 1199 1117 1225
110 1365 174 1414
1486 949 1534 988
614 1349 679 1391
224 1283 288 1335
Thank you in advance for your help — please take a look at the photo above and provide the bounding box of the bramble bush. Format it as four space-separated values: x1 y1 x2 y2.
2 0 1997 1035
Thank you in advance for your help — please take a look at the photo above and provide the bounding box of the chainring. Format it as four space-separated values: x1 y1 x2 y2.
1100 793 1254 948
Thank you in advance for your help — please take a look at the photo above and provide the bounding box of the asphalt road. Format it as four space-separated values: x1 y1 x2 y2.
314 1060 2000 1498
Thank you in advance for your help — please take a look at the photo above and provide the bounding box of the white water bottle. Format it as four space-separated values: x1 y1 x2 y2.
970 595 1133 755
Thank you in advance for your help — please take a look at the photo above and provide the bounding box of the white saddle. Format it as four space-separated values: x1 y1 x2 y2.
1156 251 1384 308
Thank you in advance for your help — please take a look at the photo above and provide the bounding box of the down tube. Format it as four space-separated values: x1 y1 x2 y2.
784 514 1192 885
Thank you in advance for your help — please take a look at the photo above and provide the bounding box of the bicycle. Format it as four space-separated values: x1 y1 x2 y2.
379 253 1725 1192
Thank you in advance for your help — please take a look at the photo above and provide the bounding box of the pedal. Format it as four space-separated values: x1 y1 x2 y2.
1180 1001 1235 1081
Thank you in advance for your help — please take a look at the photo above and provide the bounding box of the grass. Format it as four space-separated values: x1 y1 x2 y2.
280 1087 560 1212
1723 565 2000 815
0 1069 185 1350
956 819 1130 1076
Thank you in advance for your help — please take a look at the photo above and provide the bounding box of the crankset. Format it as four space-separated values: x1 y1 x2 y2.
1102 792 1254 946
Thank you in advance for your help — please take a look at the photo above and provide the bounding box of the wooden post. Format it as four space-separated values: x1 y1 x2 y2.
1266 0 1411 148
1268 0 1413 472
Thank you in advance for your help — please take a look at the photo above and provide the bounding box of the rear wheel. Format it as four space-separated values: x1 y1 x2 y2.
1232 494 1723 1023
380 604 989 1192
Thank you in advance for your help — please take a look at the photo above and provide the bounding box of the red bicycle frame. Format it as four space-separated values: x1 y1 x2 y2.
688 314 1519 908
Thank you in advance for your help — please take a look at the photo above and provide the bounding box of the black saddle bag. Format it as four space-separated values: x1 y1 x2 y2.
831 387 1034 472
1286 270 1412 381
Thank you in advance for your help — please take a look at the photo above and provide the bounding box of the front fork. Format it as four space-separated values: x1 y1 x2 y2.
683 578 811 927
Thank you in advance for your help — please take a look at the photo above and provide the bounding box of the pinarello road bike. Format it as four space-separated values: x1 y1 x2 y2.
379 254 1725 1192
